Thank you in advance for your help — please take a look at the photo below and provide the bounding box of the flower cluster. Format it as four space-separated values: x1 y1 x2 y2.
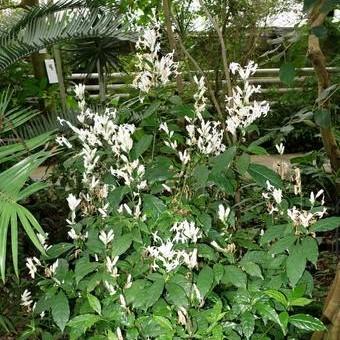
226 61 270 136
262 180 327 231
56 84 148 232
146 220 202 272
133 22 178 99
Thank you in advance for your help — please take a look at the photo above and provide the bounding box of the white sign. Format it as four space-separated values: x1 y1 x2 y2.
44 59 59 84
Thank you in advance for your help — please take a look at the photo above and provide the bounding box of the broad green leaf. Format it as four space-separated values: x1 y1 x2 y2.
279 63 295 86
264 290 288 308
211 146 237 173
279 312 289 335
289 297 313 307
248 163 282 189
75 257 98 284
247 144 268 155
131 134 153 159
87 293 101 315
241 311 255 339
52 290 69 332
67 314 101 338
269 235 296 255
213 263 224 283
165 283 188 308
197 266 214 297
311 26 328 38
46 243 74 259
145 278 164 309
242 261 263 279
286 244 306 287
221 265 247 288
310 217 340 232
152 316 173 333
111 233 132 257
261 224 290 245
255 302 281 325
301 237 318 265
289 314 326 331
236 153 250 175
192 164 209 189
143 194 166 218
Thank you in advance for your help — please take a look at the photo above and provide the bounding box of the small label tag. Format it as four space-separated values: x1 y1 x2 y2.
44 59 58 84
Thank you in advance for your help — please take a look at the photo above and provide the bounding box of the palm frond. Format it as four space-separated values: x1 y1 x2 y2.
0 151 49 281
0 88 39 133
0 7 135 71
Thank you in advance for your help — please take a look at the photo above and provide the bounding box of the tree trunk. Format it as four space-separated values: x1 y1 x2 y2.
307 0 340 195
162 0 184 96
97 59 106 103
308 2 340 339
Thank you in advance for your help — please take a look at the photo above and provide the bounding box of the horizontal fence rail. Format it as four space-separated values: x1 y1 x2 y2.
65 67 340 98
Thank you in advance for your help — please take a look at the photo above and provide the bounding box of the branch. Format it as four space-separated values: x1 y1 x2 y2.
199 0 232 97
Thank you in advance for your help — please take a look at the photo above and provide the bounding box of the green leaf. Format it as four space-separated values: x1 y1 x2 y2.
301 237 318 265
261 224 290 245
67 314 101 338
145 278 165 309
270 235 297 255
152 316 174 333
211 146 237 173
255 302 281 325
87 293 101 315
75 257 98 284
279 63 295 86
143 194 166 218
46 243 74 259
242 261 263 279
52 290 69 332
248 163 282 189
236 153 250 175
192 165 209 189
314 109 331 128
221 265 247 288
197 266 214 297
111 233 132 257
247 144 268 155
213 263 224 283
289 297 313 307
131 134 153 159
165 283 188 308
286 244 306 287
289 314 326 331
264 290 288 308
279 312 289 335
310 217 340 232
241 312 255 339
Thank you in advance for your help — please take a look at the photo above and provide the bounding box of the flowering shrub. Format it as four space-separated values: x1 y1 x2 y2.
20 24 340 340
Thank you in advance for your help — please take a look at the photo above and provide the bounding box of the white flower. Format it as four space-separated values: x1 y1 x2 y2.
310 189 324 206
159 122 170 135
67 194 81 212
116 327 124 340
275 143 285 155
162 183 172 192
37 233 51 251
99 230 114 246
45 260 59 278
26 257 40 279
124 274 132 289
178 149 190 165
218 204 230 223
74 84 85 99
56 136 72 149
21 289 33 311
104 281 117 295
119 294 127 308
177 307 188 326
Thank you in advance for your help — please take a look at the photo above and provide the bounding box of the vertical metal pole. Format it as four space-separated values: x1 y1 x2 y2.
53 45 67 113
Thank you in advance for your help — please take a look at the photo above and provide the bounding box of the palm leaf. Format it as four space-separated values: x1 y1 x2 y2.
0 6 134 71
0 151 49 281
